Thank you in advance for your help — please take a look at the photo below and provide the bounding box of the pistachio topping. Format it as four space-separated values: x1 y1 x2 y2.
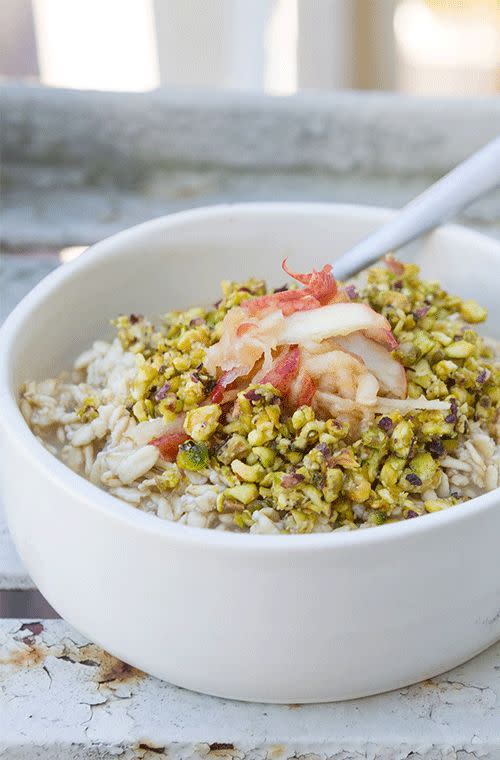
25 258 496 536
104 260 499 532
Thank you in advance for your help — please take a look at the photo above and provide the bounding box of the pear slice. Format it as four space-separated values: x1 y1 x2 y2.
335 332 407 399
281 303 396 349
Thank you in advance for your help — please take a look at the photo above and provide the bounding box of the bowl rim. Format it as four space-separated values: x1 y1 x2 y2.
1 201 499 552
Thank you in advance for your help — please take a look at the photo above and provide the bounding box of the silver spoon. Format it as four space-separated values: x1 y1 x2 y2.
333 136 500 281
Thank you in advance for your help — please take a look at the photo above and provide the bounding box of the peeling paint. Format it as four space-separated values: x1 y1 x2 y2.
208 743 236 755
266 745 285 758
209 744 235 751
18 621 45 646
202 744 242 760
19 621 44 636
1 619 500 756
0 620 144 695
134 741 168 758
0 640 46 669
56 641 145 688
95 650 144 687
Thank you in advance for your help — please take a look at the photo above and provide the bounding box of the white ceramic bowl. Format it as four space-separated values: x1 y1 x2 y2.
1 203 499 703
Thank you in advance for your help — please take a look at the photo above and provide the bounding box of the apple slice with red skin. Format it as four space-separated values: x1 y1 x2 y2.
304 350 366 401
335 332 407 399
363 327 399 351
294 372 316 406
261 346 301 395
243 290 320 317
288 369 317 408
281 303 397 350
211 367 245 403
151 431 189 461
242 262 337 318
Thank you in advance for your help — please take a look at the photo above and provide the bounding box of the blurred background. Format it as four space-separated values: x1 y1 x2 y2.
0 0 499 96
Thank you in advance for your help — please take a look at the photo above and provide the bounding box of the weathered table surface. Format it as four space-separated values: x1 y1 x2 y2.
1 617 500 759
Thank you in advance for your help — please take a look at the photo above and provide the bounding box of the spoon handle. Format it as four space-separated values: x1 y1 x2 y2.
333 136 500 281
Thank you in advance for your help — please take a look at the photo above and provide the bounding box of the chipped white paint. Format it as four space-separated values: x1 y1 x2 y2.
0 619 499 758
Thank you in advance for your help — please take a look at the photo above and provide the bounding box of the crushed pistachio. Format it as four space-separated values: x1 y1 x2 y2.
77 397 99 423
184 404 221 441
177 440 209 471
101 262 498 533
460 300 487 324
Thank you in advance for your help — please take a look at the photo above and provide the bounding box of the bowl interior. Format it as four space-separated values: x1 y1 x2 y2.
5 203 500 390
